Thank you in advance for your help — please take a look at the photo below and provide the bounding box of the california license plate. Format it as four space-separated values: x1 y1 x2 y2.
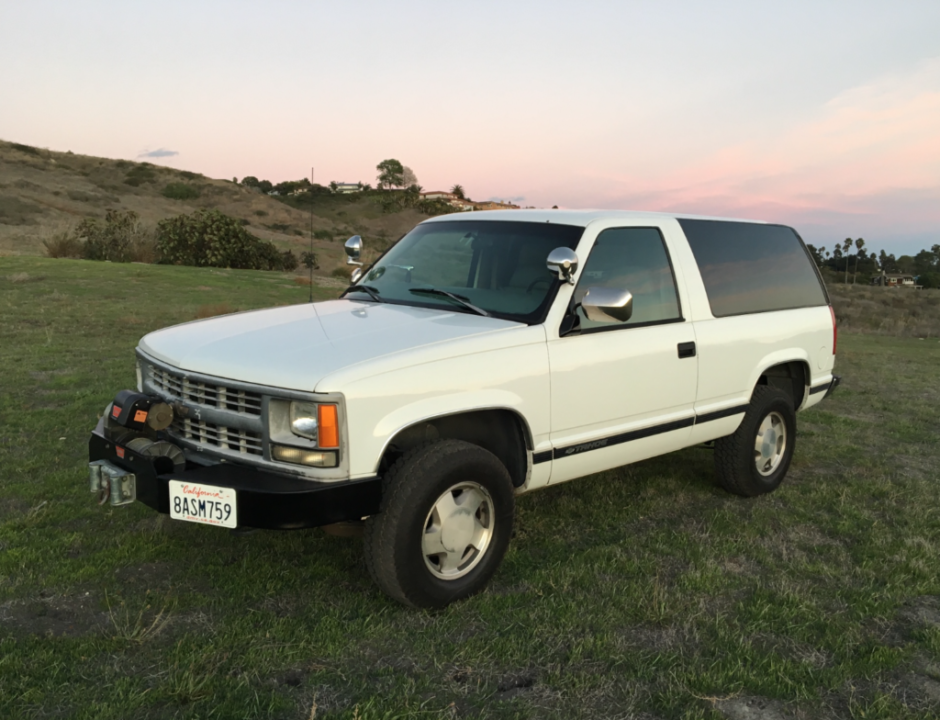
169 480 237 529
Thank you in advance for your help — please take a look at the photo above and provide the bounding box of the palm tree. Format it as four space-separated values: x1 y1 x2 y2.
450 184 466 200
853 238 865 284
843 238 853 284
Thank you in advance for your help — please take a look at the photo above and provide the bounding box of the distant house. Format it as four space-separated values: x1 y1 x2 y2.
472 200 520 211
871 273 918 287
420 191 456 202
332 182 361 194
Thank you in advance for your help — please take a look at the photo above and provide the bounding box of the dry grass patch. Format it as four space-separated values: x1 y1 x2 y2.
195 302 237 319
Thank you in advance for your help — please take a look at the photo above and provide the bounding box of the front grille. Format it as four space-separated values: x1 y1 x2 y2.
149 366 262 416
172 418 263 456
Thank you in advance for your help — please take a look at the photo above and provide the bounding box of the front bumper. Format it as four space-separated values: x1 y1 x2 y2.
88 428 381 530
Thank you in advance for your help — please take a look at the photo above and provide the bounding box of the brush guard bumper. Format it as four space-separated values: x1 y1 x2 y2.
87 424 381 530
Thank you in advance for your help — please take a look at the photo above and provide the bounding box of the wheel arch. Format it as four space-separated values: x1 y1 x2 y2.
755 358 811 410
375 408 534 488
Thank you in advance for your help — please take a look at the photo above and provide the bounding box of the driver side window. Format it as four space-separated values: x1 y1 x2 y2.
573 227 682 332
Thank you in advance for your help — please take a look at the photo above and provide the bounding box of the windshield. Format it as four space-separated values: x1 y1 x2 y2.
351 220 584 323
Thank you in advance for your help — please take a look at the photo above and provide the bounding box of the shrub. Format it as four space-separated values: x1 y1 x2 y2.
918 272 940 289
313 229 332 240
10 143 40 156
301 251 319 270
74 210 157 263
124 165 157 187
156 209 289 271
280 250 299 272
43 229 84 258
162 182 201 200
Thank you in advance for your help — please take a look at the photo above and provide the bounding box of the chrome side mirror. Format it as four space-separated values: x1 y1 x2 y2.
582 287 633 323
345 235 363 266
350 267 363 283
546 247 578 285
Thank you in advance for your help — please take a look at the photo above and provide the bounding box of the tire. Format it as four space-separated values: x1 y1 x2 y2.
714 385 796 497
363 440 515 608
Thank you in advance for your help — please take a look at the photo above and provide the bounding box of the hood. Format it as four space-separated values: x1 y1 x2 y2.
138 299 522 391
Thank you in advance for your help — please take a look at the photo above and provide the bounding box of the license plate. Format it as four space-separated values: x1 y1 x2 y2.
169 480 237 529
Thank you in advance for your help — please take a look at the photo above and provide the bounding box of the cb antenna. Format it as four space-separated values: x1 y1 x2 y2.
309 166 314 303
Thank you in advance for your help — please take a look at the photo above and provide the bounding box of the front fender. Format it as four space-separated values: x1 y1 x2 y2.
336 340 551 479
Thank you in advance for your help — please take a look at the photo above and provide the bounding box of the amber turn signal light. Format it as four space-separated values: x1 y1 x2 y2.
317 405 339 448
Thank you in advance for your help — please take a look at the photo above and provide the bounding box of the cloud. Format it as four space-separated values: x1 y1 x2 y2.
137 148 179 158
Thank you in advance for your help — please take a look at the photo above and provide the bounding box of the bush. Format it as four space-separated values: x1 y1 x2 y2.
10 143 40 156
301 251 319 270
156 209 290 271
162 182 201 200
73 210 157 263
124 165 157 187
43 229 84 259
280 250 299 272
313 229 333 240
920 272 940 289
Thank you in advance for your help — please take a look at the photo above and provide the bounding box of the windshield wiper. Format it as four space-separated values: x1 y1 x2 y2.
409 288 490 317
343 284 383 303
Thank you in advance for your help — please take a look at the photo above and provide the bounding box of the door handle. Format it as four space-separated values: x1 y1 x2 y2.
677 341 696 359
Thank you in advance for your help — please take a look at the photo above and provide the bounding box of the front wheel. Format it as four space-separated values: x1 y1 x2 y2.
714 385 796 497
363 440 515 608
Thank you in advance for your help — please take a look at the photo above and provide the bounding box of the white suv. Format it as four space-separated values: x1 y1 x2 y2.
88 210 840 607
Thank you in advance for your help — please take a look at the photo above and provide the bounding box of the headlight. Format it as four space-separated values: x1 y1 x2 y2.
290 402 319 441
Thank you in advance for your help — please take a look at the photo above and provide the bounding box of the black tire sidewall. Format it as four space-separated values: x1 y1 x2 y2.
386 442 514 608
739 391 796 495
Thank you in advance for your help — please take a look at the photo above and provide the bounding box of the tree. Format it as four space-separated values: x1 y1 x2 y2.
301 251 319 270
806 244 824 267
376 159 404 190
451 184 466 200
853 238 865 284
401 166 418 189
240 176 260 188
842 238 853 284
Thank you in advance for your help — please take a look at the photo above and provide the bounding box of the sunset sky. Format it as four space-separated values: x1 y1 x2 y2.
2 0 939 255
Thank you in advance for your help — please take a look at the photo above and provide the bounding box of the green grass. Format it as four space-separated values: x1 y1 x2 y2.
2 256 940 719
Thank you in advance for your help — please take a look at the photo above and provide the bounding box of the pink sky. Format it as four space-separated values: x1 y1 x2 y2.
2 0 939 255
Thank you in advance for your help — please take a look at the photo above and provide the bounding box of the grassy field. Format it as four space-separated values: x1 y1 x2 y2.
2 256 940 719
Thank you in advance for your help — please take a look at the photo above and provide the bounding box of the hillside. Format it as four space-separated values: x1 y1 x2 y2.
0 140 431 275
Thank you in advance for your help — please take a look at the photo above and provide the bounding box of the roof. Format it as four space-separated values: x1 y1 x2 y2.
421 208 773 228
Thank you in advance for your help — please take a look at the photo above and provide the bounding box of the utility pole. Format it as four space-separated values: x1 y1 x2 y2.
309 166 314 303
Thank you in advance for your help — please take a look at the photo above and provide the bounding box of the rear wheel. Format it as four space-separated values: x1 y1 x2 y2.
715 385 796 497
363 440 515 608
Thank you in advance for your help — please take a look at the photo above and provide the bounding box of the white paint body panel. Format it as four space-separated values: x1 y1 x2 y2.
135 209 837 490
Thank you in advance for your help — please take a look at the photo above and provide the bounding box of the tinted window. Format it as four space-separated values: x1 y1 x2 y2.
679 219 827 317
357 220 584 323
573 227 682 332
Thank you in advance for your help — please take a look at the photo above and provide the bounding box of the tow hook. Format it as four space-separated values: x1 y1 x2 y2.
89 460 137 507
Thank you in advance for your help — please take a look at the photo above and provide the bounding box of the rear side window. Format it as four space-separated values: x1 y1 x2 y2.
678 219 827 317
